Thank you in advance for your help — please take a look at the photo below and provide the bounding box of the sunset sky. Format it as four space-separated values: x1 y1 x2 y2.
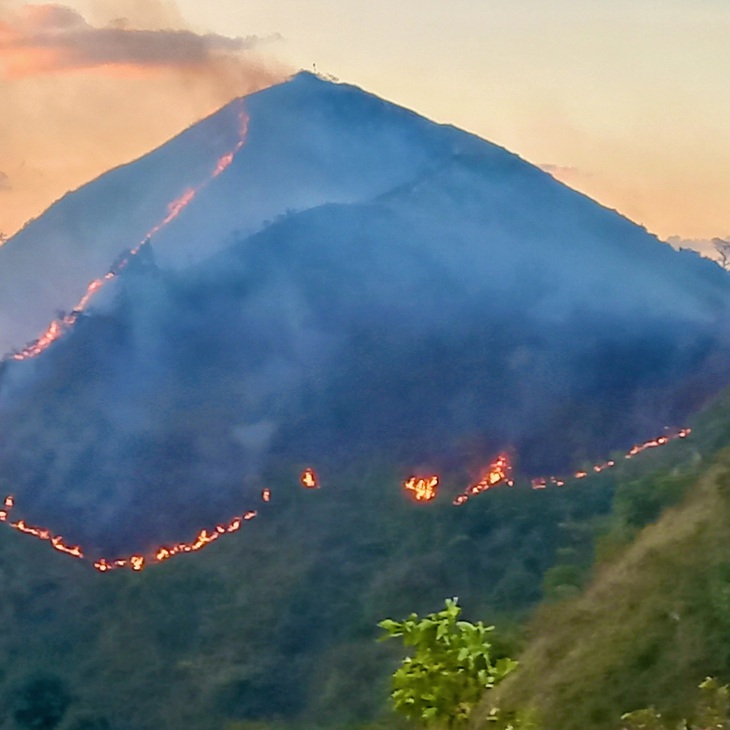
1 0 728 252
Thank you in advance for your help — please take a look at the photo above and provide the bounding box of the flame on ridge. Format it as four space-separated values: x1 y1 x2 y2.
300 468 319 489
403 475 439 502
528 428 692 490
452 453 513 506
8 108 249 363
0 475 271 573
0 427 692 571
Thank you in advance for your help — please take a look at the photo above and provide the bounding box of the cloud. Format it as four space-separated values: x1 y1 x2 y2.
0 3 282 78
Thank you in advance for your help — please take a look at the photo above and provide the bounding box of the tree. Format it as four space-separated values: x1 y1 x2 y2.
712 238 730 271
378 598 518 729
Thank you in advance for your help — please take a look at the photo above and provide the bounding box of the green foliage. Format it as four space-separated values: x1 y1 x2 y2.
620 677 730 730
379 598 517 728
614 472 695 531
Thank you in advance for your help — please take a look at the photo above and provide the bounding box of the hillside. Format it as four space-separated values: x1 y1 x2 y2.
3 115 730 553
474 391 730 730
2 72 730 729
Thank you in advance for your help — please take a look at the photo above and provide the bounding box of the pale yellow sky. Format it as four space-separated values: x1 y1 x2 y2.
1 0 728 243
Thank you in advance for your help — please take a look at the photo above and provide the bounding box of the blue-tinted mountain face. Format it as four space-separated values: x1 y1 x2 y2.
0 73 729 554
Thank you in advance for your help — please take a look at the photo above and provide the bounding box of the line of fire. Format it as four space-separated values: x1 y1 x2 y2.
0 428 690 573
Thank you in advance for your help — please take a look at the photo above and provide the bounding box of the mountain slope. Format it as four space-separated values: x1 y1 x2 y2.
4 72 730 555
476 438 730 729
0 72 480 356
1 160 729 553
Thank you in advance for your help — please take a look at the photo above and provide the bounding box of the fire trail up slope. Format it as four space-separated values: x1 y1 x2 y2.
1 72 730 557
0 72 479 356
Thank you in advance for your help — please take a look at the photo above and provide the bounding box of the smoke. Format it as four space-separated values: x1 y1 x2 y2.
0 170 9 190
0 1 289 237
1 71 729 558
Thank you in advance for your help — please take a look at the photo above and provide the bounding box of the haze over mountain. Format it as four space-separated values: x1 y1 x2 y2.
1 72 729 556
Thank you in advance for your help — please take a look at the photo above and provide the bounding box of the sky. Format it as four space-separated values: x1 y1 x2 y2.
1 0 728 254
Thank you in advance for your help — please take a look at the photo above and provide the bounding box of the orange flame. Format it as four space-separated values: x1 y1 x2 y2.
8 108 249 363
532 428 692 491
453 453 513 506
0 498 85 559
0 428 692 571
300 468 318 489
403 475 439 502
0 490 265 573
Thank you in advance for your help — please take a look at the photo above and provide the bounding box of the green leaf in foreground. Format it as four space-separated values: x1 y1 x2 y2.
378 598 517 728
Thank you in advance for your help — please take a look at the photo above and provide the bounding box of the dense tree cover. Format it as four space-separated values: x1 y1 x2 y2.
0 441 635 729
2 382 730 728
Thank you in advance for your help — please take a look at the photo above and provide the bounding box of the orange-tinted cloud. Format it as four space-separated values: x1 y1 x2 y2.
0 1 289 237
0 3 281 79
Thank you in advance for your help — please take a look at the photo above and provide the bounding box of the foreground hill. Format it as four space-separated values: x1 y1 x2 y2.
475 392 730 730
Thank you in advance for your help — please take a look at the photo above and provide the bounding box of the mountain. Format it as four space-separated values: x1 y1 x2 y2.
0 72 475 356
1 71 730 557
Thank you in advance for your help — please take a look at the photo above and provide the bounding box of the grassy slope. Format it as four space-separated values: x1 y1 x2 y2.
476 444 730 730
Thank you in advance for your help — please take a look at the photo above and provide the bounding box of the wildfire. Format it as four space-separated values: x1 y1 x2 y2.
0 427 692 572
8 107 250 363
0 498 84 559
532 428 692 491
94 510 258 573
300 468 318 489
453 453 513 506
0 490 264 572
403 475 439 502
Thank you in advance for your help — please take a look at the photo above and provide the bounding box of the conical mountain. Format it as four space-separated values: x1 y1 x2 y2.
0 73 729 556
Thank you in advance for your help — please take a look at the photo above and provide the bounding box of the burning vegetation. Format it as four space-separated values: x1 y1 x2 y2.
8 108 249 363
403 475 439 502
0 429 692 572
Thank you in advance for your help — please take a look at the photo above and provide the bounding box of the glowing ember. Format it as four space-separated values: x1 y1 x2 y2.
403 475 439 502
530 428 692 492
8 108 249 363
453 453 513 506
0 428 692 572
300 468 319 489
0 498 84 559
0 491 265 573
